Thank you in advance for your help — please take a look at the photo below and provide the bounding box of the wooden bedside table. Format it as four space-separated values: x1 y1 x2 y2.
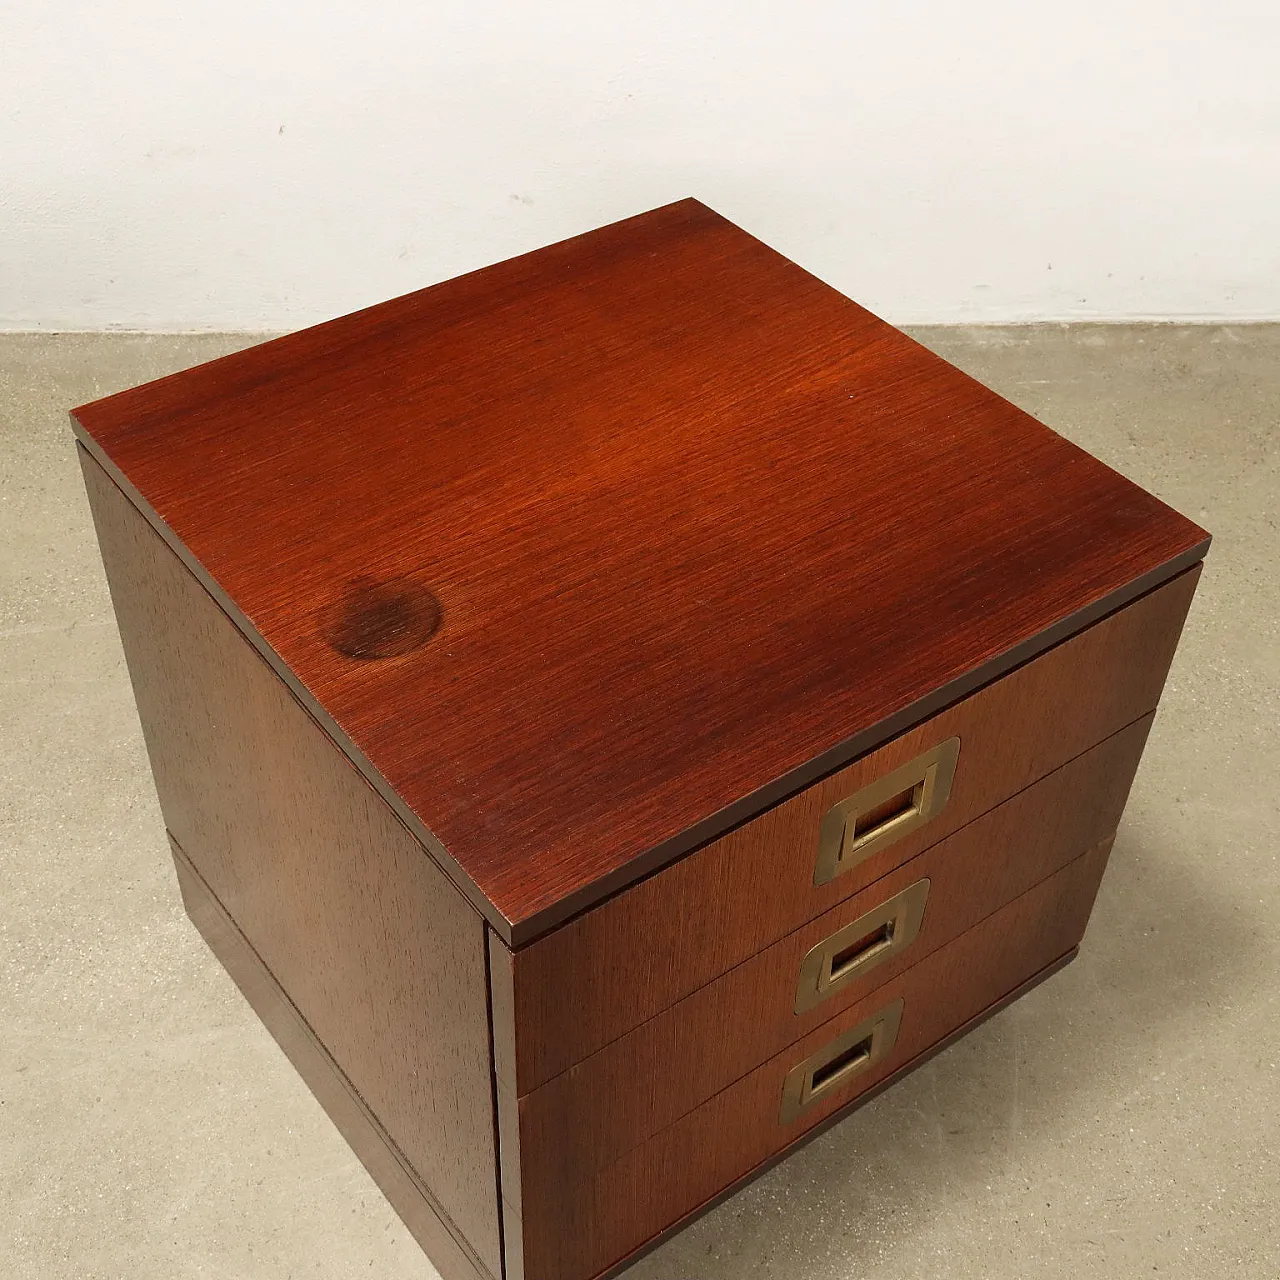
73 199 1208 1280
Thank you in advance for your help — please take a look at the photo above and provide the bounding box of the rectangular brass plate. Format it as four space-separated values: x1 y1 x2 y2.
794 879 930 1014
813 738 960 886
779 998 904 1125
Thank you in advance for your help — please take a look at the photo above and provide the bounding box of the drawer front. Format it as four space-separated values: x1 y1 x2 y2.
506 566 1198 1092
513 717 1148 1176
515 839 1112 1280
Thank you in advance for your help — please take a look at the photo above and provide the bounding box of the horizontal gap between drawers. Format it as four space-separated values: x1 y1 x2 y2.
520 839 1107 1183
590 945 1081 1280
517 713 1148 1098
586 916 1090 1233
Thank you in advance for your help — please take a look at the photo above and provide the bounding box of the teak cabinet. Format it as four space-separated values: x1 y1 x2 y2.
73 199 1209 1280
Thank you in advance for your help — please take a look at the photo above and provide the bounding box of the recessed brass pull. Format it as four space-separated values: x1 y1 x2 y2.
778 998 904 1125
814 738 960 886
794 879 930 1014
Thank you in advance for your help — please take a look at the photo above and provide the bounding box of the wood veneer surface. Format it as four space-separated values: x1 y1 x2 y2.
515 840 1113 1280
506 566 1197 1091
172 840 495 1280
70 199 1209 942
512 717 1149 1172
80 449 503 1278
590 948 1082 1280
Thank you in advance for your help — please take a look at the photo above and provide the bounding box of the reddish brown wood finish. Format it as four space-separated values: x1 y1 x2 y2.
171 841 492 1280
70 198 1209 943
510 718 1149 1174
505 567 1198 1093
592 947 1081 1280
514 840 1113 1280
80 451 503 1280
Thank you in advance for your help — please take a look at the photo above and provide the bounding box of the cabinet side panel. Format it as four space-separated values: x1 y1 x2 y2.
80 447 502 1279
170 838 490 1280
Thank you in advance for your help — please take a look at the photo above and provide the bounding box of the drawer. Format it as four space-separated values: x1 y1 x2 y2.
509 714 1150 1176
512 838 1113 1280
502 565 1198 1093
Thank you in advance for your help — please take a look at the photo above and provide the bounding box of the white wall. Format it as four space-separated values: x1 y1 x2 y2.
3 1 1278 330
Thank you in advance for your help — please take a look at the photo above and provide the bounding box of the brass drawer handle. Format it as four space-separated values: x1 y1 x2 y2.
794 879 930 1014
814 737 960 886
779 998 904 1125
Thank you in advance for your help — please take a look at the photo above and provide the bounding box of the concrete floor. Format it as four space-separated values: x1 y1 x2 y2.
2 325 1277 1279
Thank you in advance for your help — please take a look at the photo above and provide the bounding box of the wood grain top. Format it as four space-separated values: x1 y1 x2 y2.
71 198 1209 944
